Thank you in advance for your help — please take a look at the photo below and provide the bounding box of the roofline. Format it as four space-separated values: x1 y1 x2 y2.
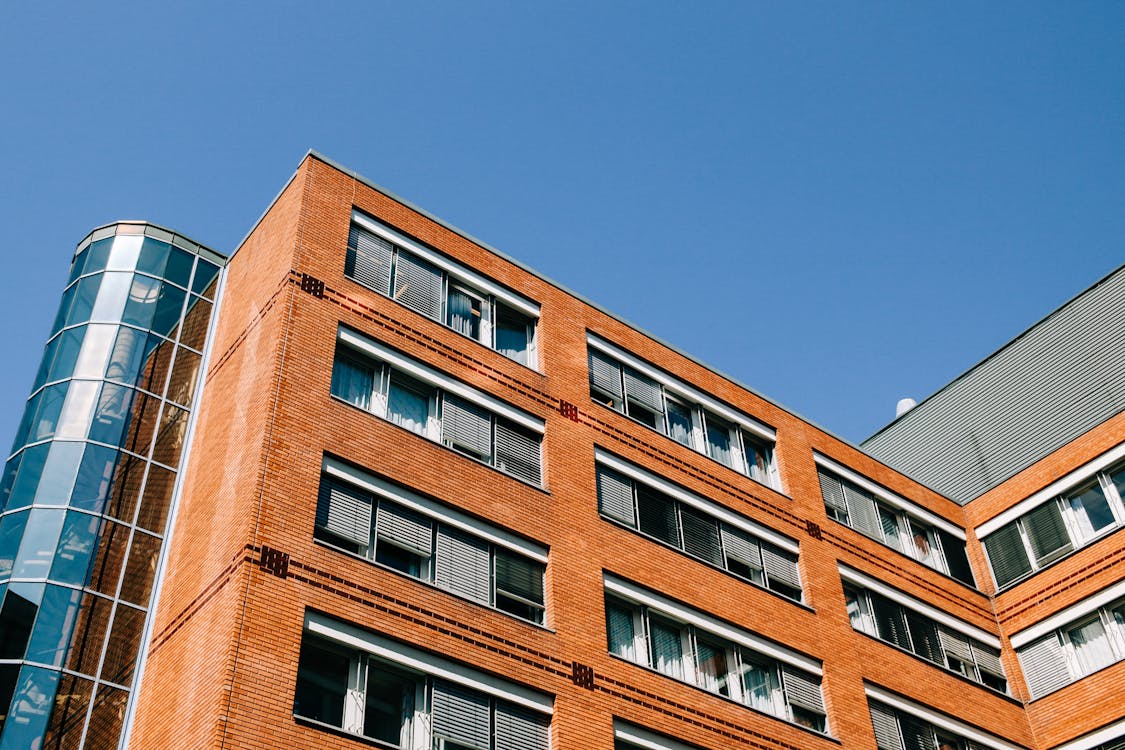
239 149 899 476
76 220 228 266
862 258 1125 447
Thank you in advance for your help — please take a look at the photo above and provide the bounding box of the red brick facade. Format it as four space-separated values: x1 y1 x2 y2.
126 154 1122 749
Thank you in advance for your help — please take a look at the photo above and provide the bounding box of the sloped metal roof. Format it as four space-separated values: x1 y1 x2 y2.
862 263 1125 505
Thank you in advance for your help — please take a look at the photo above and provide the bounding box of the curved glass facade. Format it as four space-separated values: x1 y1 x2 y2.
0 223 224 749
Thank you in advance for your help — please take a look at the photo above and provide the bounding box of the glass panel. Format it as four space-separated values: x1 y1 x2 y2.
0 663 16 736
0 666 60 750
695 637 731 696
1069 483 1116 539
740 653 783 717
606 600 638 661
908 521 938 567
636 485 679 547
42 672 94 749
72 324 116 379
138 337 177 392
135 238 171 277
119 531 160 606
106 327 158 386
150 283 186 340
89 383 136 447
65 592 112 676
84 684 127 749
88 272 130 323
34 441 84 506
32 336 60 391
151 403 189 469
743 433 773 484
704 413 734 468
387 375 432 435
65 275 103 328
30 383 68 442
55 381 101 440
166 347 202 407
495 305 531 364
7 445 48 512
179 296 212 351
1068 617 1115 675
294 636 349 726
50 512 101 586
0 511 31 579
0 582 43 658
666 399 694 447
363 662 414 743
192 260 221 297
844 587 876 635
71 445 118 513
83 238 113 276
121 275 163 329
47 327 86 384
25 584 84 666
136 464 176 533
878 505 904 551
104 454 146 524
100 603 146 686
649 616 685 680
106 235 143 271
68 248 89 285
12 509 66 579
447 286 482 339
0 453 20 513
85 521 130 596
164 248 194 288
332 353 375 411
120 392 161 457
51 284 77 335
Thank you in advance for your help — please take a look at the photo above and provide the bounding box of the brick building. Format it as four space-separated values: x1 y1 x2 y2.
0 152 1121 749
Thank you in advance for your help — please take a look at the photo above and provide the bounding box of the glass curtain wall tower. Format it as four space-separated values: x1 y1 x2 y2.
0 223 224 749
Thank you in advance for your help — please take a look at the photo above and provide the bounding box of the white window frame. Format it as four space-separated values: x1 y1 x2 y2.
613 720 704 750
864 684 1025 750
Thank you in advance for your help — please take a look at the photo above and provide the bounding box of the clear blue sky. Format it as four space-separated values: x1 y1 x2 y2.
1 2 1122 452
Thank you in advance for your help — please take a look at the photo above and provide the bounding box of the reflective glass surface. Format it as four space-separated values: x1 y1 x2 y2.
24 585 83 667
34 442 83 506
0 666 59 750
50 513 100 586
7 446 49 513
105 236 142 272
12 509 66 578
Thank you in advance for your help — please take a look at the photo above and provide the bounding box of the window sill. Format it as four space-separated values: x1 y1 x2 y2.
605 652 838 742
588 399 790 499
823 516 983 594
600 514 812 613
850 630 1018 705
294 713 402 749
313 536 556 633
329 393 550 495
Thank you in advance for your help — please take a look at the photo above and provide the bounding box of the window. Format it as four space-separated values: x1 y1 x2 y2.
595 456 801 601
331 328 544 486
816 464 974 586
346 214 539 367
604 578 827 734
314 468 547 625
295 618 551 749
613 720 706 750
587 338 778 488
1016 595 1125 699
843 579 1006 693
982 461 1125 589
869 700 995 750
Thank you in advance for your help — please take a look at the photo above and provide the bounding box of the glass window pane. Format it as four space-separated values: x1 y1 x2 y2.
121 393 161 457
100 603 147 687
606 600 638 661
55 381 101 440
166 347 202 407
121 275 163 329
0 582 43 658
47 327 87 384
105 235 143 271
88 383 136 447
1069 483 1116 539
83 238 113 276
135 464 175 533
137 338 175 396
12 509 66 579
704 413 734 467
695 637 731 696
649 616 685 680
878 505 903 551
151 404 189 469
72 324 116 379
85 521 130 596
65 592 112 676
51 284 77 335
363 663 414 743
84 684 127 749
30 383 68 443
0 511 31 579
0 666 60 748
740 653 783 716
294 637 350 726
89 272 130 323
32 336 60 391
331 353 374 410
50 512 101 586
104 454 146 525
119 531 161 606
65 275 103 328
24 584 84 666
42 672 94 747
179 296 212 351
105 326 149 385
495 305 531 364
164 248 194 288
34 441 84 506
191 260 220 297
1068 617 1115 675
636 486 679 547
0 453 21 513
135 238 170 277
71 445 118 514
68 248 89 285
8 445 49 513
387 376 432 435
447 286 482 339
150 284 186 339
666 400 694 447
908 521 938 567
743 433 773 484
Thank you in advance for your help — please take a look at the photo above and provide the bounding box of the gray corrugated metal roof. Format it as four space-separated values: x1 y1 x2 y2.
862 263 1125 504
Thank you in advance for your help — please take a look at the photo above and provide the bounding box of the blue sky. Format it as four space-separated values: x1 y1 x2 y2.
1 2 1122 451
